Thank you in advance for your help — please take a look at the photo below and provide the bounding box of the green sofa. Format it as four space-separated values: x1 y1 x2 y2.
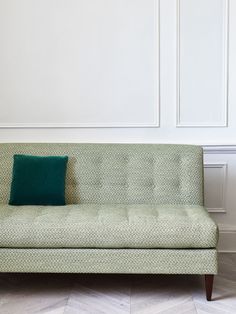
0 143 218 300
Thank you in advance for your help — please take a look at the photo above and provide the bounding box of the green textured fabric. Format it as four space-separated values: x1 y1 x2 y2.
0 204 218 249
0 143 204 205
0 143 218 275
9 154 68 206
0 248 218 274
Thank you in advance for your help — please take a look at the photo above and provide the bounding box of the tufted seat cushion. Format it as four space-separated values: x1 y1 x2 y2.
0 204 218 249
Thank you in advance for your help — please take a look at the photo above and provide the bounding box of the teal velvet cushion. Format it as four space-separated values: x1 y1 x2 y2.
9 155 68 206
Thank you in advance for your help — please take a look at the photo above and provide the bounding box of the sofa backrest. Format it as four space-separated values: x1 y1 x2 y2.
0 143 203 205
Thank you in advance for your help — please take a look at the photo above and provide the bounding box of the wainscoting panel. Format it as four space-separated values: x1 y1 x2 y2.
177 0 228 127
217 226 236 252
204 163 227 213
203 146 236 252
0 0 159 128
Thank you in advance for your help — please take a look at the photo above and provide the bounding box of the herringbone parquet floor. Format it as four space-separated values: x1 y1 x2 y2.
0 253 235 314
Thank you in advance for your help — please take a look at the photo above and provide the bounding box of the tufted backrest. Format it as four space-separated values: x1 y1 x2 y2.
0 143 203 205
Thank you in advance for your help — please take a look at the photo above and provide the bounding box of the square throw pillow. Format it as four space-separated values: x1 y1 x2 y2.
9 154 68 206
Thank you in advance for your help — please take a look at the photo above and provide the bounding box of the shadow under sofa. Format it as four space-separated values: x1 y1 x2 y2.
0 143 218 301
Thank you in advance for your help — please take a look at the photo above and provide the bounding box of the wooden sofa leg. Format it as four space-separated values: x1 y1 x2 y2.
205 275 214 301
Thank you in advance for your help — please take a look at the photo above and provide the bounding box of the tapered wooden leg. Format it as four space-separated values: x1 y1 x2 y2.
205 275 214 301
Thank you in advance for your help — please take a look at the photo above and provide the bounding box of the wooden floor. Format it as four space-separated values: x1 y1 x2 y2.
0 253 235 314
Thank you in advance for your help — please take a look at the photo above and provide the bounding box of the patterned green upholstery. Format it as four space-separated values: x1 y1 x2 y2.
0 143 218 274
0 249 218 274
0 204 218 248
0 143 203 205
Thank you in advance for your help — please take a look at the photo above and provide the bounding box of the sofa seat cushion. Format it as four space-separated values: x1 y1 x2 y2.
0 204 218 249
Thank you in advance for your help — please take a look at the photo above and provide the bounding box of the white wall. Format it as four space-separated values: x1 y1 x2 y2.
204 147 236 252
0 0 236 251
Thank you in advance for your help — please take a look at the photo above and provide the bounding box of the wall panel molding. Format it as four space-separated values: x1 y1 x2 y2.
203 145 236 252
218 225 236 252
0 0 160 128
176 0 229 127
204 163 227 213
203 145 236 154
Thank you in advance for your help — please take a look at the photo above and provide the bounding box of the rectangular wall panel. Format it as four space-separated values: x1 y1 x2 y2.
0 0 159 128
204 163 227 213
203 147 236 252
177 0 228 127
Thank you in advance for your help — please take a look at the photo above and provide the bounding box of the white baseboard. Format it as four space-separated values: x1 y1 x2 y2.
218 226 236 252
